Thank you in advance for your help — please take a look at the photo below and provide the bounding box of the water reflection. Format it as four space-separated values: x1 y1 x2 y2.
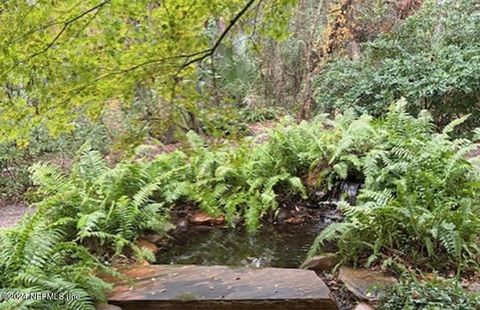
157 224 323 268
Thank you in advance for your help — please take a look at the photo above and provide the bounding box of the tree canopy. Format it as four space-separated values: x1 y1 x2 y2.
0 0 296 145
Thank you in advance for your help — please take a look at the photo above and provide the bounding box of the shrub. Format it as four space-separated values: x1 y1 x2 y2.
0 144 31 201
0 116 341 309
314 0 480 130
0 121 109 202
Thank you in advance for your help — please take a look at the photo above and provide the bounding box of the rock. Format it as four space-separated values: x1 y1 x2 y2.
354 302 375 310
252 133 270 144
246 256 271 268
142 233 163 244
300 253 339 272
461 278 480 293
136 239 158 255
285 216 305 225
176 219 189 230
190 212 225 225
276 209 291 223
338 267 396 301
95 303 123 310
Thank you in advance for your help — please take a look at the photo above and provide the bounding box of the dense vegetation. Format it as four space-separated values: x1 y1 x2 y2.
0 0 296 145
315 0 480 129
309 102 480 271
1 0 480 309
2 102 479 309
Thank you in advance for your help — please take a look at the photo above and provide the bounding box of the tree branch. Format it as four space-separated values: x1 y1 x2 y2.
69 0 257 89
2 0 112 80
5 0 258 113
27 0 112 60
180 0 257 69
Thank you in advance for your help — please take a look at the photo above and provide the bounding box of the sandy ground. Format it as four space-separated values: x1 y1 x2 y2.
0 203 35 228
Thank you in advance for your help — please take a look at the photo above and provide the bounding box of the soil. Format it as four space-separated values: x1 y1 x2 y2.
0 202 35 228
467 144 480 157
320 271 359 310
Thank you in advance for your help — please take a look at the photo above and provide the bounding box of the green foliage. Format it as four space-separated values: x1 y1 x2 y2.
197 107 250 139
379 276 480 310
0 0 298 145
314 0 480 130
0 147 172 309
0 144 31 200
170 111 385 230
213 42 260 105
239 106 278 123
197 106 279 139
0 221 112 310
152 127 313 230
310 102 480 271
3 100 479 308
0 114 336 308
0 113 348 307
2 1 480 307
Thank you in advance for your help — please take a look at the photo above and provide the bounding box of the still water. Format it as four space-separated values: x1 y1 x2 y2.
157 223 323 268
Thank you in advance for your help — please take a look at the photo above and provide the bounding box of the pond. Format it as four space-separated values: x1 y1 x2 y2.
156 223 325 268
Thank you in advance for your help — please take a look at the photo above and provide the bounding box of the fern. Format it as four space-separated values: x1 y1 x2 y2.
310 102 480 272
308 222 352 257
1 145 174 309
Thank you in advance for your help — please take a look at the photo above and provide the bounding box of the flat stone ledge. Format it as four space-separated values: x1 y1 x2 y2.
108 264 337 310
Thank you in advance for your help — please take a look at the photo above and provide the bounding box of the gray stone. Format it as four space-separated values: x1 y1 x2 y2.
338 267 396 301
275 208 291 223
300 253 340 272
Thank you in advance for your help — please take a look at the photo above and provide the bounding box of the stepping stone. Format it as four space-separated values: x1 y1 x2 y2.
338 267 396 301
108 264 337 310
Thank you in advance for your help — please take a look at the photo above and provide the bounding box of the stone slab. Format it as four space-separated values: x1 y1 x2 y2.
108 264 337 310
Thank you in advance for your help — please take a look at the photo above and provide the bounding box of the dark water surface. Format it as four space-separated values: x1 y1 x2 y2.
157 223 323 268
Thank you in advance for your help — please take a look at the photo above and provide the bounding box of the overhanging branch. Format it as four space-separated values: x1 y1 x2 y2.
179 0 257 69
4 0 258 109
2 0 112 79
